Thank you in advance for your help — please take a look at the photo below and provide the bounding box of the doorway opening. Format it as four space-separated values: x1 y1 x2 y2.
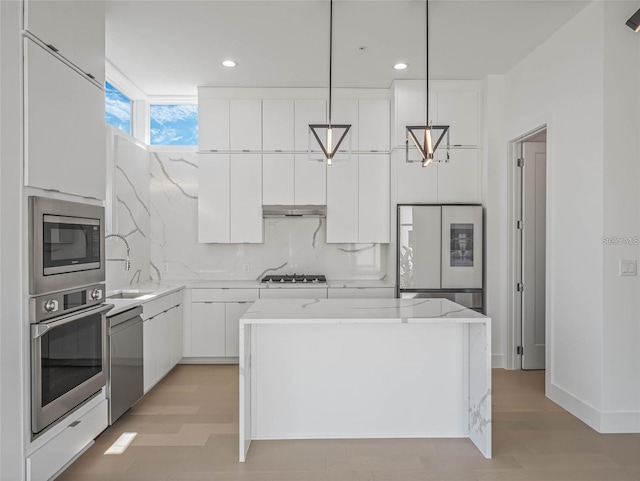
508 126 547 370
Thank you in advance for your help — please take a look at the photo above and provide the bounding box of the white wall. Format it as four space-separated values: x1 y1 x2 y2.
501 0 640 432
0 1 26 479
482 75 507 368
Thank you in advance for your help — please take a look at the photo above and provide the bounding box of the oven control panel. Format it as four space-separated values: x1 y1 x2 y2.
30 283 106 323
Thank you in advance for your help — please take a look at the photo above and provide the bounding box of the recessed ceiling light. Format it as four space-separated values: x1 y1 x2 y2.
222 60 237 68
394 63 409 70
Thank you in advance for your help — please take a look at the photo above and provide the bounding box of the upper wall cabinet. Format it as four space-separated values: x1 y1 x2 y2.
332 99 359 152
23 0 105 84
262 100 294 151
198 97 262 151
295 99 327 152
24 39 106 200
393 81 480 148
359 99 390 152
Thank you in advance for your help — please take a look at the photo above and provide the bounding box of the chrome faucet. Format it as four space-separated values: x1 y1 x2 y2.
105 233 131 271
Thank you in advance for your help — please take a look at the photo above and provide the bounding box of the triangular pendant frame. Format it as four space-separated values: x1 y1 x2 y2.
406 125 450 163
309 124 352 160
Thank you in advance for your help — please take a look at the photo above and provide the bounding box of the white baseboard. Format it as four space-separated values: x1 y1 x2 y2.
179 357 239 365
548 383 640 433
491 354 504 368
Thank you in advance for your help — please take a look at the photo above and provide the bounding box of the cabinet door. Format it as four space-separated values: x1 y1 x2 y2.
295 99 326 151
437 149 479 203
24 40 105 200
198 154 230 243
225 302 253 357
198 97 229 151
437 91 478 147
395 150 438 204
394 82 436 148
157 312 172 378
230 99 262 151
359 155 390 243
24 0 105 83
143 318 158 393
332 99 358 152
191 303 226 357
294 154 326 205
359 99 390 152
262 154 295 205
326 157 358 243
230 154 263 243
263 99 294 151
171 304 183 367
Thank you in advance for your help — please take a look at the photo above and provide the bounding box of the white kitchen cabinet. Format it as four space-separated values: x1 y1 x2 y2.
437 149 480 203
394 82 437 148
225 302 253 357
259 288 328 299
230 99 262 151
359 155 390 243
436 91 478 147
143 316 159 393
230 154 263 243
294 154 326 205
359 99 390 152
199 154 263 243
327 157 359 243
157 311 172 378
263 99 294 151
396 150 439 204
326 154 390 244
170 304 184 367
263 154 295 205
198 97 230 151
198 154 230 242
332 99 359 152
24 39 105 200
190 302 226 357
24 0 105 83
295 99 326 151
327 287 396 299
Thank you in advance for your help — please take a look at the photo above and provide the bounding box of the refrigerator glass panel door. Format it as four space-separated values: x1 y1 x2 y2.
398 206 441 289
441 206 483 288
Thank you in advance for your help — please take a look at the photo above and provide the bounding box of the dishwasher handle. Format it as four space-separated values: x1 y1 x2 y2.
108 305 143 328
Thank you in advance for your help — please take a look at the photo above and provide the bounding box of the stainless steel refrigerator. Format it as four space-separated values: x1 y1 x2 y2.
397 204 484 312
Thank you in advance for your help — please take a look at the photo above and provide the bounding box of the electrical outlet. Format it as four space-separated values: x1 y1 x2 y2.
242 263 250 273
619 259 637 277
163 262 169 274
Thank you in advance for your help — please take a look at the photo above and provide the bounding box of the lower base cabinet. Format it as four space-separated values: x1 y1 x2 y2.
327 287 396 299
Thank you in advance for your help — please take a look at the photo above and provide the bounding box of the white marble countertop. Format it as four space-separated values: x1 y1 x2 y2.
241 298 488 324
106 283 184 317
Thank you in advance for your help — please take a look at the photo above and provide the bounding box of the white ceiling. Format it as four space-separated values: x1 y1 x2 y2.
106 0 591 96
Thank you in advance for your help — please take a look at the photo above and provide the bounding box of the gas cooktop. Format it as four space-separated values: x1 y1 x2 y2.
261 274 327 284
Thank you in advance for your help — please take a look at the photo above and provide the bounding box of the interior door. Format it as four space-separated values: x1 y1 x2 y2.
521 142 546 370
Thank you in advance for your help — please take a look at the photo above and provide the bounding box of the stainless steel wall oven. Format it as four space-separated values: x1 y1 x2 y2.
29 196 105 294
31 284 111 435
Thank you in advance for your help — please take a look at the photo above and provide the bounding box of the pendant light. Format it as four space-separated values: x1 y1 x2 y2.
309 0 351 166
406 0 450 167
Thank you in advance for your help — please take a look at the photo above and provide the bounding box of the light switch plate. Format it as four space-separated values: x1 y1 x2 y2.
619 259 637 277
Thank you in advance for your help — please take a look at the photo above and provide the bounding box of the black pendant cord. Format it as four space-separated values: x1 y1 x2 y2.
425 0 429 126
329 0 333 129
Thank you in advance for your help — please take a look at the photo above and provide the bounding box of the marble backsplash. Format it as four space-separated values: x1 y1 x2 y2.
106 134 152 290
149 151 387 281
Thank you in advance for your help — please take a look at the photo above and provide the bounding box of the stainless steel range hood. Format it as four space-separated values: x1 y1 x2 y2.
262 205 326 218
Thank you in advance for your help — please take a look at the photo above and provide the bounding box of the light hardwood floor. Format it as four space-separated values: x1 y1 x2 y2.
57 366 640 481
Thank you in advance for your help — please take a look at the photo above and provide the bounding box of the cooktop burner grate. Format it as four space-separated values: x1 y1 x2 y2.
261 274 327 284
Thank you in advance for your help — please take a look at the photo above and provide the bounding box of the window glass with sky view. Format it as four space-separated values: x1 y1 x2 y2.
150 104 198 145
105 81 132 135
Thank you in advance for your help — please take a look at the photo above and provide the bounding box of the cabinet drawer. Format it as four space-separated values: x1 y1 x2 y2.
260 288 328 299
191 288 259 302
27 399 108 481
142 293 173 320
171 290 184 307
328 287 396 299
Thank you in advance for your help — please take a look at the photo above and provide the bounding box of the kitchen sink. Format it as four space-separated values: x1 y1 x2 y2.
107 291 156 300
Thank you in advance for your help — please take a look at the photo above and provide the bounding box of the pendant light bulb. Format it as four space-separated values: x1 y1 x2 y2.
327 127 333 161
425 127 434 156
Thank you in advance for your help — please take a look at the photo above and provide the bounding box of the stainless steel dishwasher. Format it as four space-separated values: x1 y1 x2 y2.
107 305 143 424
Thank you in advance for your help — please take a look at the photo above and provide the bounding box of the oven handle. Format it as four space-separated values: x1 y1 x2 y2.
31 303 114 339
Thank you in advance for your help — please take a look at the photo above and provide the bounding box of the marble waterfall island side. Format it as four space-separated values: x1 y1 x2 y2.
239 298 491 461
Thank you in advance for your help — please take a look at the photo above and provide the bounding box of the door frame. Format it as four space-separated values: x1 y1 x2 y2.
506 125 547 370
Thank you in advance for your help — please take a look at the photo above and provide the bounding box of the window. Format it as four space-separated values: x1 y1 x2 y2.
105 81 132 135
149 104 198 146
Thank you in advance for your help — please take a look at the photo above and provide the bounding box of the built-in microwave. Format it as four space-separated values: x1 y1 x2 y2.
29 196 105 294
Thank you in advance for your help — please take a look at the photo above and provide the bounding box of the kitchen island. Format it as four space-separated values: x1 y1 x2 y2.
239 298 491 461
